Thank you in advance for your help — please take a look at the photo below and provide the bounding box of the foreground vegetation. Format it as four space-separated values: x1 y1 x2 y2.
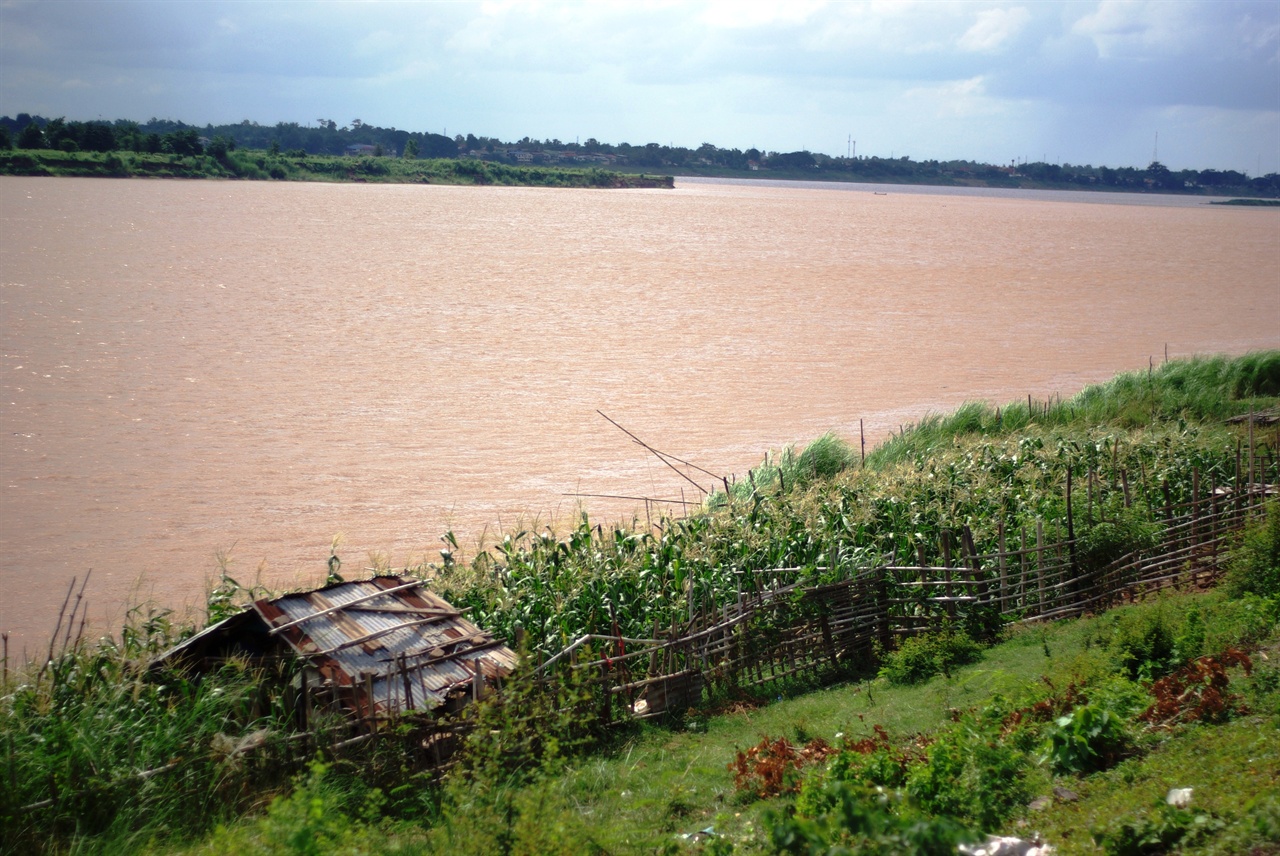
2 353 1277 855
0 147 674 187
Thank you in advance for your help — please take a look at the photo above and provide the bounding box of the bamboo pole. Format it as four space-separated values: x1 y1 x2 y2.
941 532 955 620
998 523 1008 609
1019 527 1028 609
1248 414 1255 498
1036 520 1046 616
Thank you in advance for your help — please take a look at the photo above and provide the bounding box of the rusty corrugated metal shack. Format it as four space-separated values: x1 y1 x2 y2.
156 575 517 720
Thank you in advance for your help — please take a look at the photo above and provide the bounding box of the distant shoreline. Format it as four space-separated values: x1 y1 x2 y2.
651 165 1280 199
8 147 1280 201
1209 198 1280 206
0 148 675 188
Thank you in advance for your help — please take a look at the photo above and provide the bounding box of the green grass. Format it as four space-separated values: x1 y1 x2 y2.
148 587 1278 855
866 352 1280 469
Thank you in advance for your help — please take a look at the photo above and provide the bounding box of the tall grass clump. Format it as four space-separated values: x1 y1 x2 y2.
867 352 1278 468
1225 500 1280 599
713 433 858 504
0 603 299 854
1068 352 1280 426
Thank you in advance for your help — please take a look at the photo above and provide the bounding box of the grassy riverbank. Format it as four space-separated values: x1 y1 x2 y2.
0 148 674 188
177 585 1278 856
2 353 1277 855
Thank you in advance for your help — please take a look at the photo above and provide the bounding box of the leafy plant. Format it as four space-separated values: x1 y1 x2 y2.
1091 800 1225 856
795 725 921 817
1075 507 1160 580
768 782 976 856
449 652 601 797
196 761 384 856
1040 703 1131 775
1139 649 1252 726
1225 500 1280 598
879 629 982 686
1109 603 1181 682
905 713 1031 831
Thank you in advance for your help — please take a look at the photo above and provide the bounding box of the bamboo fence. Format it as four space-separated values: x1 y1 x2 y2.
306 457 1277 773
559 464 1278 722
15 452 1278 816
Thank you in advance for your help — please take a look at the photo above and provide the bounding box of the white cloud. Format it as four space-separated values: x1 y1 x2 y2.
0 0 1275 170
700 0 825 30
959 7 1030 52
1071 0 1194 59
904 75 1005 118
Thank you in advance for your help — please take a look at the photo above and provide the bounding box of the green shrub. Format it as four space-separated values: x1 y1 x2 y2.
795 744 913 818
1091 800 1225 856
1076 507 1160 578
1205 592 1280 653
1250 794 1280 844
1040 703 1131 775
879 629 982 686
769 782 976 856
905 715 1030 831
448 654 601 797
1225 501 1280 598
1109 604 1180 681
196 762 376 856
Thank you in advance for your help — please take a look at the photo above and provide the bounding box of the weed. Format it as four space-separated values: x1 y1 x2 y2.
1091 799 1225 856
1225 500 1280 599
194 761 378 856
1110 602 1181 681
729 736 836 800
1041 703 1132 775
879 629 983 686
768 781 977 856
1138 649 1252 726
905 712 1031 831
448 653 602 797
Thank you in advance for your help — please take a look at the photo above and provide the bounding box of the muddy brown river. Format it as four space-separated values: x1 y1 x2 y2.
2 176 1277 650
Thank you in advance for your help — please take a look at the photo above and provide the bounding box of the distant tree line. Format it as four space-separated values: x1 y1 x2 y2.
1 113 1275 197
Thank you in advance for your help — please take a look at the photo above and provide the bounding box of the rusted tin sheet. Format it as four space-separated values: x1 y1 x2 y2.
152 576 516 717
252 576 517 715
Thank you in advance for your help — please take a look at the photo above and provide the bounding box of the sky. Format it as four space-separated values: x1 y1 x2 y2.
1 0 1277 173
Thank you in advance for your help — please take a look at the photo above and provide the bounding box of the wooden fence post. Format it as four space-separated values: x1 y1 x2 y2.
1236 439 1244 516
962 525 985 602
402 653 415 712
876 568 893 655
1248 415 1255 498
997 523 1008 611
941 532 955 621
1036 519 1046 616
1019 527 1028 610
1066 469 1078 589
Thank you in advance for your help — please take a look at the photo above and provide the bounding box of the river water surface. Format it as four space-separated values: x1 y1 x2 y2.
2 176 1277 649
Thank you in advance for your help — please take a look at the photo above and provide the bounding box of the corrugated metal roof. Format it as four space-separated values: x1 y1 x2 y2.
254 576 517 715
155 575 516 717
